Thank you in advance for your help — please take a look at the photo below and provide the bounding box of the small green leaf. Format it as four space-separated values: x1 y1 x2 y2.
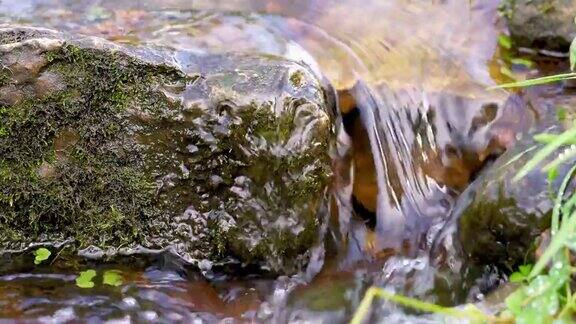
535 291 560 316
33 248 51 265
498 34 512 49
103 270 123 287
76 269 97 289
509 272 526 283
525 275 554 297
519 264 533 276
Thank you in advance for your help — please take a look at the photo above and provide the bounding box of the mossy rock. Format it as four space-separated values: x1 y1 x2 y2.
0 26 333 275
500 0 576 51
455 133 575 271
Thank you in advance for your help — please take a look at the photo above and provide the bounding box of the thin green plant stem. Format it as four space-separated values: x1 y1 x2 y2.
550 164 576 235
543 146 576 174
350 287 491 324
488 73 576 90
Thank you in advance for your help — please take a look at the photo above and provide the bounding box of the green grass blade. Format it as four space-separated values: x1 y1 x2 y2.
543 146 576 174
534 133 576 145
350 287 489 324
551 165 576 236
513 126 576 182
488 73 576 90
530 209 576 279
351 287 379 324
561 193 576 218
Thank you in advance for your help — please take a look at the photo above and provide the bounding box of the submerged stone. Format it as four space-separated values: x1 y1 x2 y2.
500 0 576 51
0 26 333 275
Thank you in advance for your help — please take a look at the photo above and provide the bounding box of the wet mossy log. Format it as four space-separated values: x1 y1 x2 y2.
0 27 334 274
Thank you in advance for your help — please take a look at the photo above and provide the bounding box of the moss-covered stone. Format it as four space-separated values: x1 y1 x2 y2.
454 134 575 271
500 0 576 51
0 27 333 275
0 67 10 87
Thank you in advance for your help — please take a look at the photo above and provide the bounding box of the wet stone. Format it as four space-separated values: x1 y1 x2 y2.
1 47 49 83
34 71 66 98
0 26 334 275
0 84 23 106
500 0 576 51
438 131 576 271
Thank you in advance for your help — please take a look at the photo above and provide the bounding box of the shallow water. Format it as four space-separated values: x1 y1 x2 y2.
0 0 567 322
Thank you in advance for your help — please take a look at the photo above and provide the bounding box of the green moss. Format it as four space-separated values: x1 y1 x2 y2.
289 70 306 88
134 93 330 271
0 39 331 273
0 44 187 249
0 67 10 87
208 100 329 270
498 0 515 19
456 139 563 273
459 187 544 271
499 0 556 16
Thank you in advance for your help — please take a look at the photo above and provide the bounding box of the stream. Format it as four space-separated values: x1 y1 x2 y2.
0 0 570 322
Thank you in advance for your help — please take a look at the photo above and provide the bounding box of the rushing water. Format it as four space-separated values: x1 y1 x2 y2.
0 0 563 322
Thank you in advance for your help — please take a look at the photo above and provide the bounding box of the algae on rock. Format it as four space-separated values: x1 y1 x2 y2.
0 27 333 275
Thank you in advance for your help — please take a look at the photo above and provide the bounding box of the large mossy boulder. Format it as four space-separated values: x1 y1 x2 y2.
500 0 576 51
0 26 333 275
446 133 574 271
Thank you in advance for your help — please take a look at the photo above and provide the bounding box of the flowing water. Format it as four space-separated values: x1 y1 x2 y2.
0 0 567 322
